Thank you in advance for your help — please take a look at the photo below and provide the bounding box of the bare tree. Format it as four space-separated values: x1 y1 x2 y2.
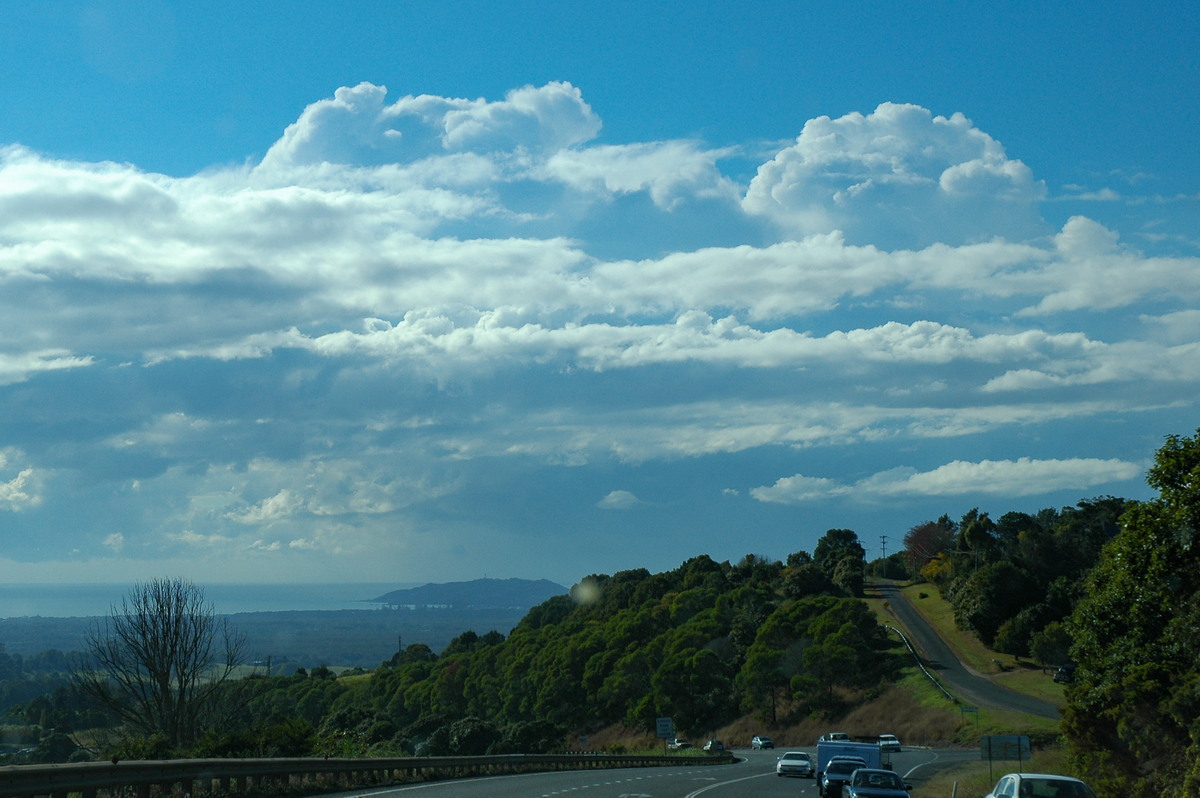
74 578 245 750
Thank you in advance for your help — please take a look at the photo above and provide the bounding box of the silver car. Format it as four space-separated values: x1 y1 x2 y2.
877 733 902 752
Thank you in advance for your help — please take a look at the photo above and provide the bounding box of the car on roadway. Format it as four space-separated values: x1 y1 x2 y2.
829 755 868 768
983 772 1099 798
877 733 902 752
819 731 851 742
842 767 912 798
819 757 860 796
775 750 814 777
666 737 691 750
751 735 775 749
702 739 724 752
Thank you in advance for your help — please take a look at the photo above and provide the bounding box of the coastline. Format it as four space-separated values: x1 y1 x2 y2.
0 582 417 620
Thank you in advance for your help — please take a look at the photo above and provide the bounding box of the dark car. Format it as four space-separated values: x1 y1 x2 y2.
1053 663 1076 684
820 758 859 797
843 767 912 798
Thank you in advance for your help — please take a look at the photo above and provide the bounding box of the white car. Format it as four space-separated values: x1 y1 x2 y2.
775 750 814 777
984 772 1098 798
877 733 901 752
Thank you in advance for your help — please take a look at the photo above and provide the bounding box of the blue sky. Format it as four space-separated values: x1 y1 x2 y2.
0 0 1197 588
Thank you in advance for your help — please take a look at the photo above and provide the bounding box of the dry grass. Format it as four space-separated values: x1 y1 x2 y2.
585 684 970 754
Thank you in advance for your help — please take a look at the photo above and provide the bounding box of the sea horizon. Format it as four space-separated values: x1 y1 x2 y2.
0 582 422 619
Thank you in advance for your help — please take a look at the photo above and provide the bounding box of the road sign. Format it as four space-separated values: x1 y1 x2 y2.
980 734 1031 761
960 705 979 713
656 717 674 739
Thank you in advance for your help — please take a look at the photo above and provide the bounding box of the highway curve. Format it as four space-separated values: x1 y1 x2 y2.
876 582 1061 720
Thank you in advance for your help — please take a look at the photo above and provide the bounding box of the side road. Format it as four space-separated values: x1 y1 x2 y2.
876 582 1061 720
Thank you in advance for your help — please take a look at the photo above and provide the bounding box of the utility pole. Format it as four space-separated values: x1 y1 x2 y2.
880 534 888 560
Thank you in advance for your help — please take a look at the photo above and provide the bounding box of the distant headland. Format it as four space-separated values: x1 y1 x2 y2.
369 577 567 609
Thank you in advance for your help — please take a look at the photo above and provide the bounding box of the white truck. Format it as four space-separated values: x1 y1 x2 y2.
815 739 887 780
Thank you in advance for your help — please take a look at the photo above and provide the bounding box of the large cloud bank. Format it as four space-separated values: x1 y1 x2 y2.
0 83 1195 581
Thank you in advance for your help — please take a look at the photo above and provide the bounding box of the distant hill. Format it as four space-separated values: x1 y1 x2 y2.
369 578 567 609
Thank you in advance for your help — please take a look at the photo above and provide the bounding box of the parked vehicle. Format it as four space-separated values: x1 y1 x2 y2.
984 772 1098 798
666 737 691 750
819 757 859 797
751 735 775 749
1053 663 1076 684
877 733 902 752
775 750 814 778
842 767 912 798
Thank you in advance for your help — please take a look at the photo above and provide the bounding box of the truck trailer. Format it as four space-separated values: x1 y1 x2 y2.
815 739 887 778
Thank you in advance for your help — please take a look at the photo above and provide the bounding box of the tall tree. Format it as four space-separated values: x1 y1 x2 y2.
73 578 246 750
813 529 865 576
1064 430 1200 797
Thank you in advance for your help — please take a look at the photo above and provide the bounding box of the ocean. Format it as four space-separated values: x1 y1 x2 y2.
0 582 418 619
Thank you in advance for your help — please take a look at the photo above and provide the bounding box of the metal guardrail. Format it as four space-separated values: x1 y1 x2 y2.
885 623 958 703
0 750 735 797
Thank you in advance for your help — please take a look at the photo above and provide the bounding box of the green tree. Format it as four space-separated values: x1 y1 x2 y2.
832 555 865 597
1064 430 1200 797
813 529 865 576
1028 621 1071 669
949 560 1032 645
652 647 735 736
782 562 833 598
956 507 997 553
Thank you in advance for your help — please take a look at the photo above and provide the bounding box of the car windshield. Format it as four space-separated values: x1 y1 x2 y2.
855 771 903 788
1022 778 1099 798
828 761 857 774
783 753 809 761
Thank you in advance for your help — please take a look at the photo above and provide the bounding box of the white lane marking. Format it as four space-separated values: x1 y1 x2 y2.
685 769 777 797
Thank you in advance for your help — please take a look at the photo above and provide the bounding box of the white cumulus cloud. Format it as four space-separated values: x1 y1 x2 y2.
742 102 1047 248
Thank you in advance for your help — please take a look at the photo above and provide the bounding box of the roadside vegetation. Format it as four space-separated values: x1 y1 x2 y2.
1 428 1197 796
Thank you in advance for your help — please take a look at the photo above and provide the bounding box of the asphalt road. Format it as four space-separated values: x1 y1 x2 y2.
315 747 980 797
875 582 1060 720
